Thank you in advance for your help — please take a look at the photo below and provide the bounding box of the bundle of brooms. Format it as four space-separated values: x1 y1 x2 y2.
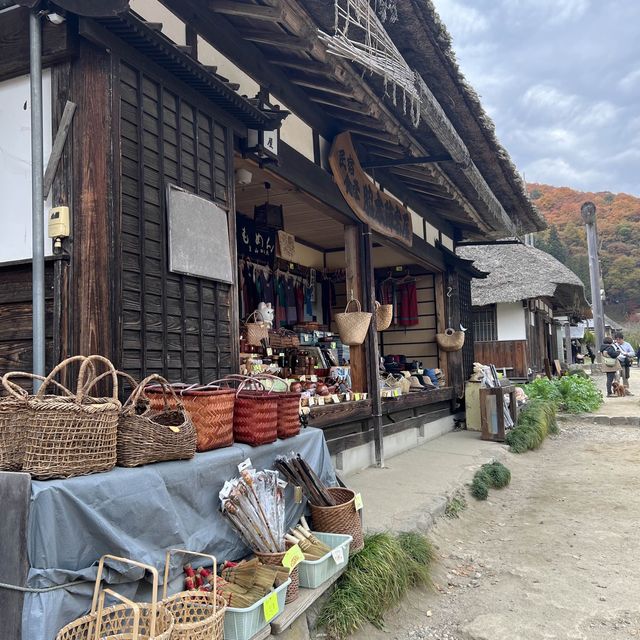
217 558 289 608
285 516 331 560
274 454 336 506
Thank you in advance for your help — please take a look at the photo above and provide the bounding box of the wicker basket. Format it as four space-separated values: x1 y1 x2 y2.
435 328 465 352
334 299 372 346
309 487 364 554
245 311 270 347
375 302 393 331
232 378 278 447
254 375 301 439
117 375 197 468
146 383 235 452
254 550 299 604
14 356 121 480
268 329 300 349
162 549 226 640
58 555 173 640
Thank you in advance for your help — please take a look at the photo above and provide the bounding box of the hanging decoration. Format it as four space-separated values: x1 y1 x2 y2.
318 0 420 125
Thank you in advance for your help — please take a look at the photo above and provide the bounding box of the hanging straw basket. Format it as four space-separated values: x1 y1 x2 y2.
245 311 270 347
309 487 364 554
435 328 465 352
57 555 174 640
146 382 235 452
117 375 197 468
375 301 393 331
232 378 278 447
161 549 226 640
10 355 121 480
334 299 372 346
254 550 299 605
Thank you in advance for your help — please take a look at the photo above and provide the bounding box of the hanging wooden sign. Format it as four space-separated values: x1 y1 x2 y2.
329 132 412 246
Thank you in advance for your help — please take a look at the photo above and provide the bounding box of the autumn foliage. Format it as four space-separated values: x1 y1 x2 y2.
529 183 640 318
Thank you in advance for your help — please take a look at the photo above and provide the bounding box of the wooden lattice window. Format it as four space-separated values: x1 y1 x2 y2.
473 305 497 342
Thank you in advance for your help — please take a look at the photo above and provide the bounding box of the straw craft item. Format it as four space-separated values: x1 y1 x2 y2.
334 298 372 346
375 301 393 331
117 375 197 467
245 310 270 346
254 548 299 604
253 374 301 439
8 355 121 480
232 378 278 446
161 549 226 640
435 327 465 352
285 517 332 560
310 486 364 553
274 454 336 506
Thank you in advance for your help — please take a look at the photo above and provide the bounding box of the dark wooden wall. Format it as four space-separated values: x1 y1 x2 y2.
474 340 529 379
117 59 236 383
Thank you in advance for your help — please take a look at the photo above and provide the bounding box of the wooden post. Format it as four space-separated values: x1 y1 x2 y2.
564 322 572 365
344 225 367 393
581 202 605 357
434 273 449 384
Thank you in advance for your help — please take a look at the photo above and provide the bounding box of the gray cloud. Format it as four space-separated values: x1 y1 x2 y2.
431 0 640 195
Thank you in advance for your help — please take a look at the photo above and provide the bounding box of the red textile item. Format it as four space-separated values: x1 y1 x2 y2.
397 282 418 326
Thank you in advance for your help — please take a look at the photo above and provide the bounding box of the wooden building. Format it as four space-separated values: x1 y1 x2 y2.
458 242 590 380
0 0 546 470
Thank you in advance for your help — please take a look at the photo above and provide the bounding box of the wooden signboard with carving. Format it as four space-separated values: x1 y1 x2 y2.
329 132 412 246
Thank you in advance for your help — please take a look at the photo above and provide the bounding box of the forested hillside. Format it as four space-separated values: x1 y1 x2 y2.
528 183 640 318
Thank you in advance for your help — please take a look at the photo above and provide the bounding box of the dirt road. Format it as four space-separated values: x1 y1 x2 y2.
350 419 640 640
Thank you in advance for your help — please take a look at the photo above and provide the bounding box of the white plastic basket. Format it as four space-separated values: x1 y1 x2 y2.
297 532 353 589
223 578 290 640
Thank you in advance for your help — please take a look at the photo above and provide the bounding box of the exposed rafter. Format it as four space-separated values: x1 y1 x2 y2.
209 0 284 21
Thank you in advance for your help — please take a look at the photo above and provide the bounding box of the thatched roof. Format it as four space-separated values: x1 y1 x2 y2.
457 243 590 316
383 0 546 234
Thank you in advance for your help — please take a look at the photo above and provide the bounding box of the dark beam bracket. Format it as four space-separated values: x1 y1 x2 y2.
361 153 452 169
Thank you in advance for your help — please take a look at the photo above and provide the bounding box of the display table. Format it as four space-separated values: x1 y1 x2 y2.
1 427 334 640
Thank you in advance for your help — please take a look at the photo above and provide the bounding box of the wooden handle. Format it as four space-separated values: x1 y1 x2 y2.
344 298 361 313
1 372 75 399
163 548 217 615
76 355 119 402
82 369 138 398
95 588 140 640
125 374 181 414
91 554 159 638
33 355 89 400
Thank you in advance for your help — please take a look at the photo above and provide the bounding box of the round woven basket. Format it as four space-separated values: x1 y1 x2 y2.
334 299 372 346
435 328 465 352
254 550 299 604
162 592 226 640
375 302 393 331
309 487 364 553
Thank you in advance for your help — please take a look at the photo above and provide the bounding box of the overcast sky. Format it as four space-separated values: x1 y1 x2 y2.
430 0 640 196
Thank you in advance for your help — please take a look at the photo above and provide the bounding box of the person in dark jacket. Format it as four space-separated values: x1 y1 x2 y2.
600 337 621 397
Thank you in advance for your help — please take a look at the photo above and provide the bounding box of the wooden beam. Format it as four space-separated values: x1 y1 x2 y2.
267 54 330 75
43 100 76 199
434 273 449 383
289 76 355 98
307 92 366 114
210 0 284 21
323 109 381 129
361 153 452 169
241 28 308 50
345 225 367 394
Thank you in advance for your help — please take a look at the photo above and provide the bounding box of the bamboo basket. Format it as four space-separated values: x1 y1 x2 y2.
161 549 226 640
117 375 197 468
11 355 121 480
334 299 372 346
309 487 364 554
254 550 299 604
146 383 235 452
232 378 278 447
375 301 393 331
268 328 300 349
57 556 174 640
435 328 465 352
254 375 301 439
245 311 270 347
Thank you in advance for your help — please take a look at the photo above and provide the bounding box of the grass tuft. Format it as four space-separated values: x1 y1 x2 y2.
470 475 489 500
471 461 511 500
444 492 468 518
316 531 434 639
506 398 558 453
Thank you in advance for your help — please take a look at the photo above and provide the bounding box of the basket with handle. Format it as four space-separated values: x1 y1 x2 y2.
56 555 174 640
244 311 270 347
253 549 299 605
375 301 393 331
268 328 300 349
254 374 301 439
435 328 465 352
309 487 364 554
231 377 279 447
6 355 121 480
161 548 226 640
0 372 76 472
334 299 372 346
145 382 235 452
117 375 197 468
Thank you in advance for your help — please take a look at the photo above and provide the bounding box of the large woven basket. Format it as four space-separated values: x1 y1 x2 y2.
15 356 121 480
117 375 197 468
269 328 300 349
375 302 393 331
254 550 299 605
309 487 364 554
334 299 372 346
162 549 226 640
254 375 301 439
146 383 235 452
232 378 278 447
245 311 270 347
58 555 174 640
435 328 465 352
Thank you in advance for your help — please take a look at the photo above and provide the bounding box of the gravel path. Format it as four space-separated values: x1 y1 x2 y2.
348 419 640 640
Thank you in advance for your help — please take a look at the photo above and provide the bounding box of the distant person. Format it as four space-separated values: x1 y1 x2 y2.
600 337 621 398
586 344 596 364
636 344 640 368
614 332 634 395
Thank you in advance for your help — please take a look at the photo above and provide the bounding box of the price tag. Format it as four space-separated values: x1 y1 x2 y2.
393 388 400 397
168 426 181 433
263 591 279 622
282 544 305 572
354 393 361 401
310 375 318 382
266 347 273 357
294 485 303 503
354 493 363 511
331 394 340 403
238 458 252 472
300 375 306 381
289 263 295 269
395 265 403 271
344 393 351 402
277 478 287 489
316 397 325 406
331 546 345 565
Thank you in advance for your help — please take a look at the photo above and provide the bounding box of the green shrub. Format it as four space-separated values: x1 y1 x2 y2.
523 374 602 414
471 462 511 500
471 476 489 500
506 398 558 453
317 531 434 638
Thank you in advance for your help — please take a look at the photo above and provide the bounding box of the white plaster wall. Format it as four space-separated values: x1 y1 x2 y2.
0 71 53 262
440 234 454 251
496 302 527 341
425 222 439 247
409 208 424 239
